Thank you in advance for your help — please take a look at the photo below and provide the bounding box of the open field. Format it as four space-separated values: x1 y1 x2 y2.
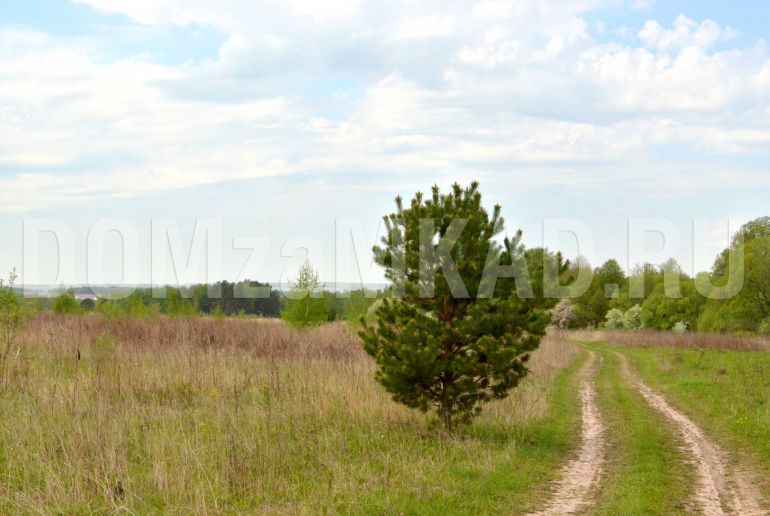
571 329 770 352
4 315 770 513
0 314 583 514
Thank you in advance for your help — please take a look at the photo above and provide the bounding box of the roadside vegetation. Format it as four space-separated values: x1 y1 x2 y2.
618 344 770 496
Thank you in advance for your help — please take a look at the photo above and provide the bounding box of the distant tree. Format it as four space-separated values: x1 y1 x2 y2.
697 300 732 333
604 304 642 330
573 259 626 327
522 246 573 303
699 218 770 333
281 261 330 328
627 263 661 303
91 281 281 319
192 283 215 314
190 280 282 317
341 289 377 327
604 307 626 329
80 298 95 311
126 291 156 317
94 297 120 317
640 275 705 331
551 299 574 331
712 216 770 279
52 291 81 315
360 183 552 429
322 290 341 322
623 304 643 330
163 288 198 317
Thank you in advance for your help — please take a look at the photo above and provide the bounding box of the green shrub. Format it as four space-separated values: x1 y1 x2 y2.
604 304 642 330
605 308 626 329
672 321 688 334
52 291 81 315
624 304 642 330
758 318 770 336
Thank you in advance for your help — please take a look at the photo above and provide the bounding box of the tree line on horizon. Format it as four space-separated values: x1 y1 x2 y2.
45 277 381 327
562 216 770 335
30 215 770 336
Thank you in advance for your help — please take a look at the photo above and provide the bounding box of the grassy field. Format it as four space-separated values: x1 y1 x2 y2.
573 329 770 352
618 344 770 497
0 314 583 514
572 330 770 510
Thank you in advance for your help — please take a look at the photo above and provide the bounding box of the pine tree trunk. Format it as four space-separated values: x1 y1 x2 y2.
439 404 452 430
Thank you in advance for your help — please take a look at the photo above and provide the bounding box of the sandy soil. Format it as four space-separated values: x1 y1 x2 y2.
528 351 605 515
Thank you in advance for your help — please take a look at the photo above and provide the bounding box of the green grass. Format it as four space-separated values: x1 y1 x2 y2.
618 345 770 494
358 350 588 514
586 345 694 515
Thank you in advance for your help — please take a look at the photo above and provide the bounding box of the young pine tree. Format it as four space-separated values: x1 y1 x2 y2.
360 182 553 429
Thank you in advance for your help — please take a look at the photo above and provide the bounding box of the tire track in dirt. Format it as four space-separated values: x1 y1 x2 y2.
616 352 766 515
529 351 605 516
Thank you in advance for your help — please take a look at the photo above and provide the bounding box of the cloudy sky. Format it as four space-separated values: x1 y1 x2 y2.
1 0 769 287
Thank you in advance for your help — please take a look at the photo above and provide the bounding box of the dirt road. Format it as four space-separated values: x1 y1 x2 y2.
529 352 605 515
616 352 766 515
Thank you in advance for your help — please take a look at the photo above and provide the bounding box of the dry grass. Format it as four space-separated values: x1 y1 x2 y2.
21 313 362 360
570 329 770 352
0 314 580 514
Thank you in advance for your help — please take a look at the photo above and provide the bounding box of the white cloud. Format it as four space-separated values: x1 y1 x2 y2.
638 15 737 52
0 3 768 212
632 0 654 11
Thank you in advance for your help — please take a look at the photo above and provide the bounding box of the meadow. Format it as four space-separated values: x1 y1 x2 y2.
0 314 583 514
618 342 770 496
4 313 770 514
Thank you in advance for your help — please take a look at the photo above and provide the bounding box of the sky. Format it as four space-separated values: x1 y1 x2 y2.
1 0 769 288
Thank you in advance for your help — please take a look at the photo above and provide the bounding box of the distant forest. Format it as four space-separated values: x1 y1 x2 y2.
43 279 379 326
556 216 770 335
29 216 770 336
